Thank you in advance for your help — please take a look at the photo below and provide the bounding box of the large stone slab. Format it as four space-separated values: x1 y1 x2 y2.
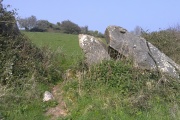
105 25 180 78
79 34 110 66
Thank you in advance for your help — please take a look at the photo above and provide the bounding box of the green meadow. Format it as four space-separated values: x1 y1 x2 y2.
23 32 81 54
23 32 83 69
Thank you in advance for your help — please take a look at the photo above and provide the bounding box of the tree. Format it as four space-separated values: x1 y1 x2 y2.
0 0 19 35
0 0 2 10
81 26 88 34
61 20 81 34
35 20 50 31
87 30 104 38
18 15 37 31
57 22 61 26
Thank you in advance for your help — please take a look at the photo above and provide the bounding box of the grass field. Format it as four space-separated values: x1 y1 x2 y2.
23 32 83 69
23 32 81 54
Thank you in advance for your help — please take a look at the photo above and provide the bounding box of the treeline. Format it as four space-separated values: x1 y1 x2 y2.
18 15 104 38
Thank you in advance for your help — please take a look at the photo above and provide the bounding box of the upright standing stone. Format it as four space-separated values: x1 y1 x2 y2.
79 34 110 66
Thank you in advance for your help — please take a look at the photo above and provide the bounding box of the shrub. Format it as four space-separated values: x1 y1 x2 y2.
30 27 46 32
61 20 81 34
87 30 105 38
0 3 63 119
84 60 159 95
18 15 37 31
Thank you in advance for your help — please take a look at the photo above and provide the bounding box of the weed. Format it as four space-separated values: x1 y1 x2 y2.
61 57 179 119
0 6 63 119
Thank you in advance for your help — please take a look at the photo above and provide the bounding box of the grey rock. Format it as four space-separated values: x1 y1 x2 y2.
79 34 110 66
105 25 180 78
43 91 54 102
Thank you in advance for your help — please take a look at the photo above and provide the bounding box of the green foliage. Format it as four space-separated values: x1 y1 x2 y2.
85 60 133 93
0 4 63 119
84 60 160 98
0 33 62 86
30 26 46 32
32 20 51 32
30 19 61 32
18 15 37 31
87 30 105 38
80 26 88 34
0 4 18 36
61 20 81 34
23 31 82 69
1 98 49 120
62 59 180 120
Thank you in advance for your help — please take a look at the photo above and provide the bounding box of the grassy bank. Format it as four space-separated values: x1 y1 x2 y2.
23 31 180 120
61 60 179 120
1 30 179 119
0 31 62 119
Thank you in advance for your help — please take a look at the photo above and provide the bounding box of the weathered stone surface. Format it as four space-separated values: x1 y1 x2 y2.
79 34 110 66
105 25 180 78
43 91 54 102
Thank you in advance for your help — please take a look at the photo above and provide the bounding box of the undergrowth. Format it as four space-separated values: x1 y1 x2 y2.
0 34 64 119
59 27 180 120
61 59 180 120
0 4 63 119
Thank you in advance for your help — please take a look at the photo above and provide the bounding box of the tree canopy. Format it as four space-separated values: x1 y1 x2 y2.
18 15 37 31
61 20 81 34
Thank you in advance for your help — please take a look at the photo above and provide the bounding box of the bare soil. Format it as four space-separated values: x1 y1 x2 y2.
46 84 68 120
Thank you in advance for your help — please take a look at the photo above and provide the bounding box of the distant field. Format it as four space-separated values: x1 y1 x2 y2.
23 32 81 54
23 32 83 68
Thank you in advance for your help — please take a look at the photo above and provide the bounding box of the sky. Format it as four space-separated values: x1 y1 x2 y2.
2 0 180 33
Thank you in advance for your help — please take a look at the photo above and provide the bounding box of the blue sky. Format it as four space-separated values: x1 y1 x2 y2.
2 0 180 33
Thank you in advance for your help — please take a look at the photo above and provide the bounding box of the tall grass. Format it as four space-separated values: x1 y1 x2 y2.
60 59 180 120
0 31 64 119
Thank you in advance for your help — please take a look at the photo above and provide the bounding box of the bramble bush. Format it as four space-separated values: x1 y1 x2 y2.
0 2 63 119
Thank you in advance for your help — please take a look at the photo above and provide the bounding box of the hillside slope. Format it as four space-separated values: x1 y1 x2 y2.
24 31 180 120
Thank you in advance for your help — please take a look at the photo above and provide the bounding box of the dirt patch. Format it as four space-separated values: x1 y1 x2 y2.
46 84 68 120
